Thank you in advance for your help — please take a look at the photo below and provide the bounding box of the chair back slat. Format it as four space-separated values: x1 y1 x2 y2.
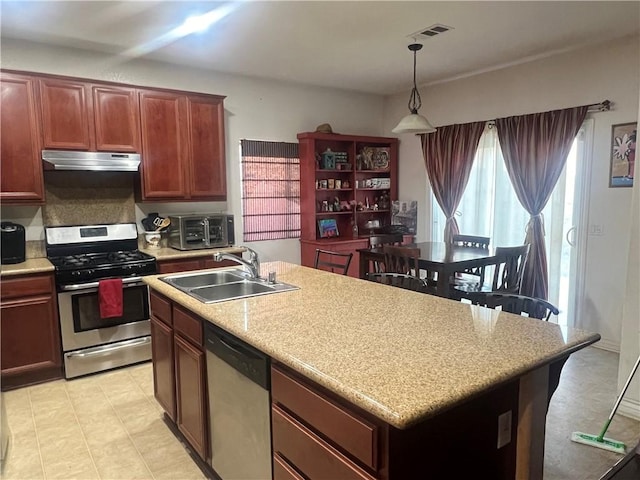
369 234 403 272
491 244 530 293
314 249 353 275
382 245 420 275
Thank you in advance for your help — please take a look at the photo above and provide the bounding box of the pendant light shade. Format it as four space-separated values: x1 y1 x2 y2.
392 43 436 134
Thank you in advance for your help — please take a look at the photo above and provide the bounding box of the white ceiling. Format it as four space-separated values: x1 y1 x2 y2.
1 1 639 95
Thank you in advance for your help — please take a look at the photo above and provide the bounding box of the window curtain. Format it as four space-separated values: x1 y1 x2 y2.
431 126 531 247
496 105 588 300
420 121 485 243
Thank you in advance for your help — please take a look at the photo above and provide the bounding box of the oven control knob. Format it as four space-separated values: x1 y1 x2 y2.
72 270 81 277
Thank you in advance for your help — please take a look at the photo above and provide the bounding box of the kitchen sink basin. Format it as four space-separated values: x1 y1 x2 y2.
160 269 299 304
163 270 246 289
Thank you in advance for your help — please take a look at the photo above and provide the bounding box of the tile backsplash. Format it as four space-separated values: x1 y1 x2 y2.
43 171 136 226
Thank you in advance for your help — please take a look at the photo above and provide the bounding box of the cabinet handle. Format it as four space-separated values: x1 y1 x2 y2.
66 336 150 357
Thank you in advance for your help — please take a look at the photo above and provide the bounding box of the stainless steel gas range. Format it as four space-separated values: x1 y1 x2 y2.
46 223 157 379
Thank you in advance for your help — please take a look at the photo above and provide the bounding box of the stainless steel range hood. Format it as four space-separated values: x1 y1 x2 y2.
42 150 141 172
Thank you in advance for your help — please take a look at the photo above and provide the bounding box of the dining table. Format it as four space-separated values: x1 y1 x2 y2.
357 241 500 298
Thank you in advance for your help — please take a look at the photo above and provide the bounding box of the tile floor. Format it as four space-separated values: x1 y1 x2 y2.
1 363 204 480
0 346 638 480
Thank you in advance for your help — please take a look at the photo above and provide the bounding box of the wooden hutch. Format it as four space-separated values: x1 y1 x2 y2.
298 131 401 277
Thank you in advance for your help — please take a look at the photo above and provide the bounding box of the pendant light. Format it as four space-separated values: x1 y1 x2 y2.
392 43 436 134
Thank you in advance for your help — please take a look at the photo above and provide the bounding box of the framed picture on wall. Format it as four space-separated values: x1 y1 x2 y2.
609 122 637 188
318 218 339 238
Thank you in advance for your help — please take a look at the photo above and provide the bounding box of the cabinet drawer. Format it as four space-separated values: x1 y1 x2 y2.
273 453 304 480
272 405 375 480
150 290 172 326
271 366 378 470
173 305 203 346
156 259 203 274
1 274 53 300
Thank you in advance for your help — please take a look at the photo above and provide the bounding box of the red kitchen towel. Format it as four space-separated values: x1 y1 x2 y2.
99 278 123 319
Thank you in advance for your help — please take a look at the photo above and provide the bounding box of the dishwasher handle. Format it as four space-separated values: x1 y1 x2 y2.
205 323 270 390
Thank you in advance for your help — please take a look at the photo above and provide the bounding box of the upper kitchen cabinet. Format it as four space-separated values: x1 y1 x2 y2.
139 89 226 201
38 77 140 152
0 72 45 204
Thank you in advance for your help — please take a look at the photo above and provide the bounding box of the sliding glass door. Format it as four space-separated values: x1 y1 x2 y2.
431 121 592 326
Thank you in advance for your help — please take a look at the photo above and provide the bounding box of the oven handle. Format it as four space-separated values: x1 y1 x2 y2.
66 336 151 358
60 276 145 291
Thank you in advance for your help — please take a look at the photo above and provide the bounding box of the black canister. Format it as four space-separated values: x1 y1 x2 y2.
1 222 26 264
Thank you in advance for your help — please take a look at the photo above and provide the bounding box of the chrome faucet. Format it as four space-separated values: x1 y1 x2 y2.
213 247 261 279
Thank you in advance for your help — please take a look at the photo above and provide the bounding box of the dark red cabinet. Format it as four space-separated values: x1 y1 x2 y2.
149 290 208 462
0 273 63 389
0 72 45 204
139 90 226 201
39 77 140 152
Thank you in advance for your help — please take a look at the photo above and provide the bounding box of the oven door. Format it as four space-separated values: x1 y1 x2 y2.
206 215 228 247
180 217 208 248
57 277 150 352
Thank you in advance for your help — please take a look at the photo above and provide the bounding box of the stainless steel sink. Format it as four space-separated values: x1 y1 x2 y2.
163 270 245 289
160 269 299 304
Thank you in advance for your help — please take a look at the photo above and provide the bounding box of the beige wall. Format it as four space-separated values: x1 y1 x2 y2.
0 38 387 264
384 35 640 352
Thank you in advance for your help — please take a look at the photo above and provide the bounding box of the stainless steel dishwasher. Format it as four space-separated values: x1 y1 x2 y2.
205 323 272 480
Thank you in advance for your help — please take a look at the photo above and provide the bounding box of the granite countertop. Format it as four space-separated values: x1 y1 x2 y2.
144 261 600 429
139 246 245 260
0 258 55 276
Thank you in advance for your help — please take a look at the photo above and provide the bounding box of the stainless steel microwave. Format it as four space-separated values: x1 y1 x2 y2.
168 214 235 250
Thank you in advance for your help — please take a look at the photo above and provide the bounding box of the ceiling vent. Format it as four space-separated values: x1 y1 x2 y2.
411 24 454 39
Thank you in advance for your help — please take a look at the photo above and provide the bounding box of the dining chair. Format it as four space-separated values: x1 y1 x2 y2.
365 272 434 294
369 234 403 272
450 234 491 288
313 249 353 275
382 244 420 275
451 244 530 299
464 292 559 321
452 234 490 249
490 244 530 293
462 291 562 409
369 234 404 249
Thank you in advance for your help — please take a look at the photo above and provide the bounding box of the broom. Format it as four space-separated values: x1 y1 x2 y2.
571 353 640 454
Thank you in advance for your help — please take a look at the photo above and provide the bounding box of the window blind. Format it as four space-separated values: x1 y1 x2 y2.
240 140 300 242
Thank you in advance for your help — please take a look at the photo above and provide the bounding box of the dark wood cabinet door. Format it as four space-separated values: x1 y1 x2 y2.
39 78 92 150
150 316 176 421
139 90 188 199
92 85 140 152
0 73 45 204
174 333 207 461
186 95 226 199
0 274 62 390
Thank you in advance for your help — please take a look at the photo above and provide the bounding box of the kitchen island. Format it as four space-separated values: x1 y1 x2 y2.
143 261 600 480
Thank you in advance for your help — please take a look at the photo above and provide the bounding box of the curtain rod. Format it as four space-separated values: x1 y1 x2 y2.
485 100 611 127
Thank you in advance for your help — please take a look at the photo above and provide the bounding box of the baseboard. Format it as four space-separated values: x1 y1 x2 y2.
618 398 640 421
592 339 620 353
